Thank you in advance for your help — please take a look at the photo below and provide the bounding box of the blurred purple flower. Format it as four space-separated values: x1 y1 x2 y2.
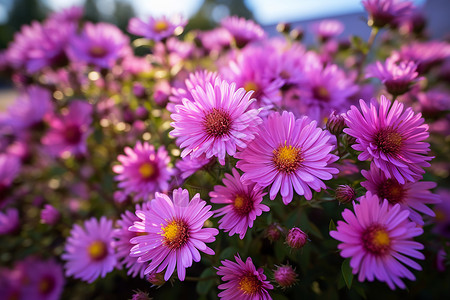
40 204 60 225
362 0 414 28
0 208 19 235
128 15 187 42
311 19 344 41
175 153 214 180
398 41 450 73
221 16 266 48
62 217 117 283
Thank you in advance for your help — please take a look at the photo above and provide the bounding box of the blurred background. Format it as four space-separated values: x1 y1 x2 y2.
1 0 449 108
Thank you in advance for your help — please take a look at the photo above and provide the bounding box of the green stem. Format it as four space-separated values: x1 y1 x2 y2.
357 27 379 81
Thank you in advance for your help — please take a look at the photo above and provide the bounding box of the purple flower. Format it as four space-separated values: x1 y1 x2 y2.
216 254 273 299
68 22 130 69
417 88 450 116
311 19 344 41
285 227 308 249
366 55 419 96
170 77 262 165
362 0 414 28
210 168 269 239
62 217 117 283
330 192 424 289
113 141 174 201
113 203 150 278
6 20 74 73
432 189 450 238
175 153 214 180
42 100 93 158
0 153 21 205
361 164 440 225
236 111 339 204
344 95 432 184
199 28 232 53
0 208 19 235
398 41 450 73
129 188 219 281
0 86 52 133
273 264 298 288
128 15 187 42
40 204 60 225
221 16 266 47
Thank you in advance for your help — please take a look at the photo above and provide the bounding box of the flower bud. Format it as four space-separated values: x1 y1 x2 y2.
326 111 346 135
285 227 308 249
146 271 166 287
131 290 151 300
335 185 356 204
273 264 298 288
40 204 60 225
289 27 304 41
276 22 291 34
265 223 284 242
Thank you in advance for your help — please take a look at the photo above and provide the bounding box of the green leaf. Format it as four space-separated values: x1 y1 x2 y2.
220 246 238 260
329 219 337 232
341 258 353 289
196 268 216 295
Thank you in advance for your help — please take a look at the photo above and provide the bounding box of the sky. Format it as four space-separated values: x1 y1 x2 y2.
27 0 427 25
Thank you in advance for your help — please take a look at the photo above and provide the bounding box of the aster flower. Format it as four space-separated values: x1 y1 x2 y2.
220 44 284 111
433 189 450 238
330 192 424 289
20 258 65 300
175 153 214 180
366 55 420 97
361 164 440 225
113 141 174 201
199 28 232 53
129 188 218 281
6 20 74 73
220 16 266 48
216 254 273 300
210 168 269 239
48 6 83 24
68 22 130 69
0 208 19 235
344 95 432 184
128 15 187 42
113 203 151 278
41 100 93 158
0 153 21 205
398 41 450 73
273 263 298 288
40 204 60 225
417 88 450 116
362 0 414 28
170 77 262 165
236 111 339 205
0 85 52 133
311 19 344 41
62 217 117 283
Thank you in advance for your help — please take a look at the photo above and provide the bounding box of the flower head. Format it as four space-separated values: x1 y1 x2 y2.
344 95 432 184
311 19 344 41
236 111 338 204
62 217 117 283
361 164 440 225
273 264 298 288
285 227 308 249
0 153 21 205
210 168 269 239
113 141 173 202
216 254 273 300
0 208 19 235
42 100 93 158
362 0 414 28
170 77 262 165
68 22 130 68
221 16 266 47
175 154 214 180
129 188 218 281
128 15 186 42
40 204 60 225
335 185 357 204
330 192 424 289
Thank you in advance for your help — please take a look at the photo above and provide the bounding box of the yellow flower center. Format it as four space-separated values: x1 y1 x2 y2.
273 144 303 173
162 219 189 250
244 81 259 92
154 20 169 32
239 274 262 295
88 240 108 261
362 224 391 255
312 85 330 101
139 162 155 179
233 194 253 216
89 46 107 58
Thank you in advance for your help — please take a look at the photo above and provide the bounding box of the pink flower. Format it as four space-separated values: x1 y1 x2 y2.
210 168 269 239
236 111 338 205
128 15 187 42
330 192 424 289
220 16 266 47
129 188 218 281
216 254 273 299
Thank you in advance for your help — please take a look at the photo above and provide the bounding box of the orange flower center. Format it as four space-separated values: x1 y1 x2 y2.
139 162 156 179
162 219 189 250
38 276 55 295
233 194 253 216
89 46 108 58
273 144 303 173
88 240 108 261
244 81 259 93
154 20 169 32
312 85 331 102
239 273 262 295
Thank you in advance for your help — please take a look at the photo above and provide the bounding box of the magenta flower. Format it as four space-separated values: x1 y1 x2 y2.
311 19 344 41
236 111 338 205
175 153 214 180
113 141 174 201
40 204 60 225
366 55 419 96
128 15 187 42
221 16 266 47
129 188 218 281
344 95 432 184
199 28 232 53
210 168 269 239
0 208 19 235
42 100 93 158
170 77 262 165
398 41 450 73
362 0 414 28
68 22 130 69
330 192 424 289
273 264 298 288
62 217 117 283
0 85 52 133
48 6 83 24
216 254 273 299
6 20 74 73
361 164 440 225
114 203 150 278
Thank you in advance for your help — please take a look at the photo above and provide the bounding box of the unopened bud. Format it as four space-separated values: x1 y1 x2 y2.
273 263 298 288
326 111 346 135
265 223 284 242
276 22 291 34
335 185 356 204
146 271 166 287
285 227 308 249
